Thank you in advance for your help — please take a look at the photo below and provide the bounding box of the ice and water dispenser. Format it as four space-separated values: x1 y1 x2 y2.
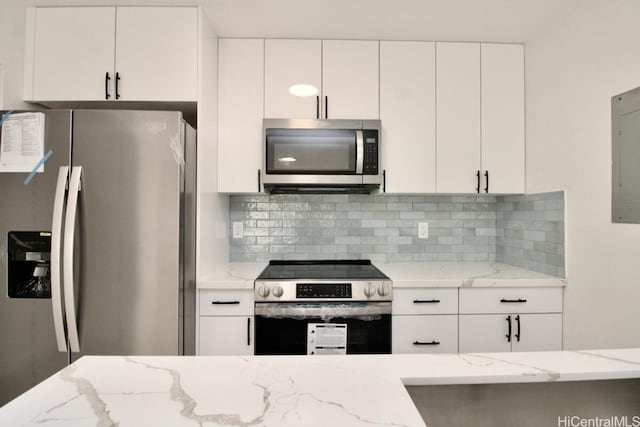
7 231 51 298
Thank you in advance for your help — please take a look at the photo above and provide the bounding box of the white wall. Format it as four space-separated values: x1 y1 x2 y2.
197 10 229 278
525 0 640 349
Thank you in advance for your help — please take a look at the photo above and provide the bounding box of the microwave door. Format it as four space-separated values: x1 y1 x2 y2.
266 129 357 175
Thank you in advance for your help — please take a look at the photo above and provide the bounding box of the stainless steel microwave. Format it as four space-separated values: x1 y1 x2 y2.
261 119 382 193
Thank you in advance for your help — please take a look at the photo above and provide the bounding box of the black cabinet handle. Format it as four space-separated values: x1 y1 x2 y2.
247 317 251 346
383 170 386 192
515 315 521 342
500 298 527 303
506 315 512 342
413 341 440 346
105 72 111 99
258 169 261 192
316 96 320 119
484 170 489 193
211 300 240 305
324 95 328 118
476 170 481 193
413 299 440 304
115 72 121 99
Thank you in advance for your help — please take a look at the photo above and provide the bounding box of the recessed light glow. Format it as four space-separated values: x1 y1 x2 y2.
278 156 297 163
288 84 318 97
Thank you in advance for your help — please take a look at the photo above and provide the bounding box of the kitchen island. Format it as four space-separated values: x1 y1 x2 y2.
1 349 639 426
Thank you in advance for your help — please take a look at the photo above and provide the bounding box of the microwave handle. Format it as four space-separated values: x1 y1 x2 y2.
356 130 364 174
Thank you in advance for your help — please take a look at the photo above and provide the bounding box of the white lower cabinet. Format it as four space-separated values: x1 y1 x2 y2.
458 288 563 353
393 315 458 354
198 289 254 355
199 316 253 355
392 288 458 354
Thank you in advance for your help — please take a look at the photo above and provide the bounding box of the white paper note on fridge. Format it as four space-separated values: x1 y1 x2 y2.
0 112 46 173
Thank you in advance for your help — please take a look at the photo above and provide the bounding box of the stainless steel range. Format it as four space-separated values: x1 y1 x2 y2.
254 260 392 355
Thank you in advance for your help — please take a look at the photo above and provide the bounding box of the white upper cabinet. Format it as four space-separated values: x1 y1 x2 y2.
28 7 115 101
114 7 198 102
435 42 525 194
436 42 482 193
24 6 198 102
322 40 379 119
264 39 322 119
380 41 436 193
264 39 379 119
218 39 264 193
481 43 525 194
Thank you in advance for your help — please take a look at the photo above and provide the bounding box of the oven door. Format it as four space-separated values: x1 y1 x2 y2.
254 302 391 355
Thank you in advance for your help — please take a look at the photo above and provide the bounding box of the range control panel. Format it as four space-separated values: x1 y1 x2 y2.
255 280 392 302
297 283 352 299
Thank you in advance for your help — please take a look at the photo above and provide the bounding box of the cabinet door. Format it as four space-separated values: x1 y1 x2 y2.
199 316 254 355
436 42 481 193
511 313 562 352
322 40 379 119
380 41 436 193
31 7 116 101
115 7 197 101
264 39 322 119
393 315 458 354
459 314 511 353
218 39 264 193
481 44 525 193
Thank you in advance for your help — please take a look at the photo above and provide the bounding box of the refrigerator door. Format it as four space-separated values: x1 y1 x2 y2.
0 110 71 405
69 110 186 358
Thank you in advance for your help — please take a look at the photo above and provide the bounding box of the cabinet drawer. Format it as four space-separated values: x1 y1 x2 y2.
392 288 458 314
459 288 562 314
392 315 458 354
199 289 254 316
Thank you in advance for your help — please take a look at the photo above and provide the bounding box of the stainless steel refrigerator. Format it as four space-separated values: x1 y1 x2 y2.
0 110 196 405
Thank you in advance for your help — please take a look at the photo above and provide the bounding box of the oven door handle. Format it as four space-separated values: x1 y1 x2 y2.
255 302 391 318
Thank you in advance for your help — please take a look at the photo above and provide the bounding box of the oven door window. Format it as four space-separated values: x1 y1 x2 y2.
265 129 356 174
254 303 391 355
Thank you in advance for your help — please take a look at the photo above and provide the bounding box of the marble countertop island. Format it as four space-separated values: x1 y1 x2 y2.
2 349 639 427
197 262 565 290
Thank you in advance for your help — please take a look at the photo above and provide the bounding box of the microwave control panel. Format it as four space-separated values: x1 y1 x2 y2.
363 130 379 175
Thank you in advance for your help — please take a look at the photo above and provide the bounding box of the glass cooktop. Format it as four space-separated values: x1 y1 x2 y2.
256 260 390 281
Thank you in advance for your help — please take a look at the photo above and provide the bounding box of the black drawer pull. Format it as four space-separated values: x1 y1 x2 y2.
413 341 440 346
506 315 512 342
413 299 440 304
500 298 527 303
211 300 240 305
515 314 521 342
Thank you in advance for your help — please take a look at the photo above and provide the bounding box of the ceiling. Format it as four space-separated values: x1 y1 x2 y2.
18 0 582 43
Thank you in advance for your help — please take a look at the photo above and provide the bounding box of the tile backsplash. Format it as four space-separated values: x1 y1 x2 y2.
229 191 565 277
496 192 565 277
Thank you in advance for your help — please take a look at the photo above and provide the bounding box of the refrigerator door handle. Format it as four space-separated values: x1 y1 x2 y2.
63 166 83 353
51 166 69 352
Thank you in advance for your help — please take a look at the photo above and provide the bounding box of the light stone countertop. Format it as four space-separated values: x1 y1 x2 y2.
198 263 267 290
378 262 567 288
197 262 566 290
1 349 639 426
